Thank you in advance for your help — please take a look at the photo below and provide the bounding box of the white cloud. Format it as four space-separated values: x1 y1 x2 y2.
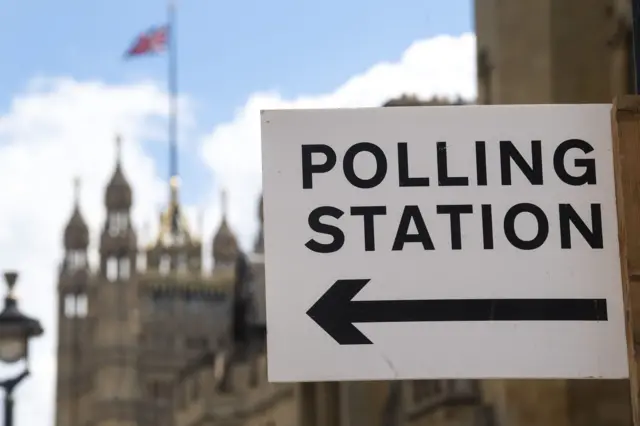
0 32 474 425
201 32 476 250
0 78 177 426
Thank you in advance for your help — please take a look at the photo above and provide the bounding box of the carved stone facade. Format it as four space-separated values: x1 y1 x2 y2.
475 0 632 104
55 136 248 426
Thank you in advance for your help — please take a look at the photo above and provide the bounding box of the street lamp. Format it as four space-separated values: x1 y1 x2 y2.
0 271 43 426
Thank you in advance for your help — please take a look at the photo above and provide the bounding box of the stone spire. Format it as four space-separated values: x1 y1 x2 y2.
104 135 132 211
212 189 239 267
64 177 89 250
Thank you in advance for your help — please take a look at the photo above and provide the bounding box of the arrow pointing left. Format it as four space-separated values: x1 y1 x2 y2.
306 279 609 345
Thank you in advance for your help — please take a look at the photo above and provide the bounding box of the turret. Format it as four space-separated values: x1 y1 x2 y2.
146 176 202 275
56 177 91 426
99 135 137 282
62 178 90 274
212 190 239 270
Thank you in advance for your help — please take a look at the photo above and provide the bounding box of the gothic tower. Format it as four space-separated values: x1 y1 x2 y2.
56 178 91 426
212 190 239 270
55 121 247 426
93 135 141 426
136 170 239 425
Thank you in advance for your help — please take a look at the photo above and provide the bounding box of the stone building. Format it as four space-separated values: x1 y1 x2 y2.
475 0 633 104
55 135 249 426
56 0 638 424
172 194 291 426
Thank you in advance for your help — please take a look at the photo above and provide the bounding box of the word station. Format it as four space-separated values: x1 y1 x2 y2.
302 138 602 254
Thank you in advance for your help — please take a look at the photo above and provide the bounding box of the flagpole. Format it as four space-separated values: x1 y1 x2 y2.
168 0 178 193
167 0 182 238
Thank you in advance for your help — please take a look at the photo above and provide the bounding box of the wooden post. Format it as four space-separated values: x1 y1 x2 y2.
612 96 640 425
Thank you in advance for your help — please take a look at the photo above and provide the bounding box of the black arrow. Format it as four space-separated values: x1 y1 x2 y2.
306 279 609 345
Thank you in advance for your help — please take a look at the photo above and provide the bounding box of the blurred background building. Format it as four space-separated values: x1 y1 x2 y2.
54 0 637 425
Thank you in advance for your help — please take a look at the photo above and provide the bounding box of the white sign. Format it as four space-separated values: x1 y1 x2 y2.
261 104 628 382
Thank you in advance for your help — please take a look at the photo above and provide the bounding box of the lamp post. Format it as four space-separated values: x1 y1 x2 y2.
0 271 43 426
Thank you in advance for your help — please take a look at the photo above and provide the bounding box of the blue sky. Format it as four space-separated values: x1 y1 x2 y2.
0 1 475 425
0 0 472 203
1 0 472 99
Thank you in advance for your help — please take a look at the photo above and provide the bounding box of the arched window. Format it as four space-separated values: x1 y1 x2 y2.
108 211 129 236
119 258 131 279
76 294 88 317
67 250 87 271
137 252 147 272
106 257 118 282
63 293 88 318
159 254 171 275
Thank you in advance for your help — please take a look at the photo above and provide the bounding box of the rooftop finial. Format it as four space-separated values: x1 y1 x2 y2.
221 189 228 219
115 134 123 164
73 177 81 206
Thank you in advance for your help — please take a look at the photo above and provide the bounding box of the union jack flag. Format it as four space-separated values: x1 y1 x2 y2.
125 25 169 57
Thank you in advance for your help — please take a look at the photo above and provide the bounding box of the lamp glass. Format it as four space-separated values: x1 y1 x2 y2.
0 335 26 364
